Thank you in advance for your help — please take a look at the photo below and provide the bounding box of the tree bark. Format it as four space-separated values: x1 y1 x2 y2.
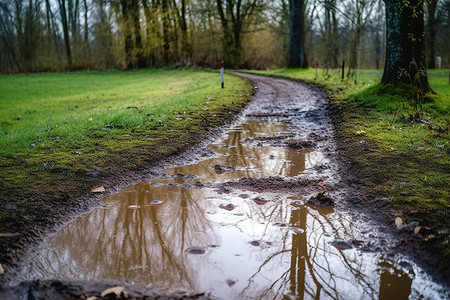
162 0 171 64
288 0 308 68
58 0 73 70
216 0 234 66
131 0 146 68
381 0 432 93
120 0 134 69
426 0 437 69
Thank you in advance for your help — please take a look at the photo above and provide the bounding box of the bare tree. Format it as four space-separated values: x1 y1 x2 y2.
426 0 440 69
216 0 266 67
381 0 432 94
288 0 308 68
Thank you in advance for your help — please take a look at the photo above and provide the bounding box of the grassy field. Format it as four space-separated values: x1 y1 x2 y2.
253 68 449 222
1 69 250 157
0 69 253 235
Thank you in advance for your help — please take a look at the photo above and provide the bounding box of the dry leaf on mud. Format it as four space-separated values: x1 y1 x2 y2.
414 226 422 235
91 185 105 193
0 263 4 275
355 130 366 135
101 286 125 297
395 217 403 227
423 235 436 242
318 180 325 187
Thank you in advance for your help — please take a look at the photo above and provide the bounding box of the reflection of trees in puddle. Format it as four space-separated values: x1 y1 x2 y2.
19 183 219 292
17 183 436 299
166 120 326 182
239 203 414 299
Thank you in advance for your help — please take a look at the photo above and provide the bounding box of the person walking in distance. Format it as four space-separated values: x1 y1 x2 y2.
220 59 224 88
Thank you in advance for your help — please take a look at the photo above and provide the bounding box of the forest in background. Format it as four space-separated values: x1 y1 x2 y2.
0 0 449 74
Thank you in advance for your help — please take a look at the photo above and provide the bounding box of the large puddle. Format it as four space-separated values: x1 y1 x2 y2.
11 119 447 299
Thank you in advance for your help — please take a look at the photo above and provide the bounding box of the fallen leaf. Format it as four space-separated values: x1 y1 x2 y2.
355 130 366 135
395 217 403 227
0 263 4 275
101 286 124 298
414 226 422 235
91 185 105 193
423 234 436 242
415 226 433 236
318 180 325 187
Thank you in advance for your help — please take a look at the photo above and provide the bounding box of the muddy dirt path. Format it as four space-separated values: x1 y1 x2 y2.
1 74 448 299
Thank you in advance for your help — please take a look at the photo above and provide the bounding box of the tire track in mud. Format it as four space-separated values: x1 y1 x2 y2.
231 72 339 192
1 73 447 299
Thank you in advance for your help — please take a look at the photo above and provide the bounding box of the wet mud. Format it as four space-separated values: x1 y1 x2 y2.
1 74 448 299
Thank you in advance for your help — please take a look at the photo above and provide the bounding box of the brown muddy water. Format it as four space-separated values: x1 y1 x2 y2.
6 74 448 299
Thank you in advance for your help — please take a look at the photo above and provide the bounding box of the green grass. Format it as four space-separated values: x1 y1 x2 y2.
0 69 249 157
252 67 450 218
0 68 253 197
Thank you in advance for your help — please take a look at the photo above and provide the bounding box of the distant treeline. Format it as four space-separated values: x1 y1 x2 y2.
0 0 449 73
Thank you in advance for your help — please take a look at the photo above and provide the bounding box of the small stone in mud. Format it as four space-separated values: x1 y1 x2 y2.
185 174 198 180
238 194 249 199
285 140 313 149
217 187 232 194
219 203 236 211
269 155 275 159
187 248 206 255
173 173 185 178
148 200 163 205
273 222 288 227
307 190 334 206
91 185 105 193
330 239 353 250
253 197 268 205
128 205 140 209
250 240 261 247
226 279 236 287
213 164 236 174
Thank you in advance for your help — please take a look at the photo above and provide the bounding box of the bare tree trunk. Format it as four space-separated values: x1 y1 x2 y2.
120 0 134 69
142 0 153 67
58 0 73 70
131 0 146 68
216 0 233 65
381 0 432 93
288 0 308 68
173 0 191 62
426 0 438 69
83 0 90 65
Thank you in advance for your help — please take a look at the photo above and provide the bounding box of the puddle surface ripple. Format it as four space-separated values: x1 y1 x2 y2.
9 74 447 299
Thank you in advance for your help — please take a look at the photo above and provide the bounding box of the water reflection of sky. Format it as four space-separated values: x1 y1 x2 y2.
12 120 448 299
